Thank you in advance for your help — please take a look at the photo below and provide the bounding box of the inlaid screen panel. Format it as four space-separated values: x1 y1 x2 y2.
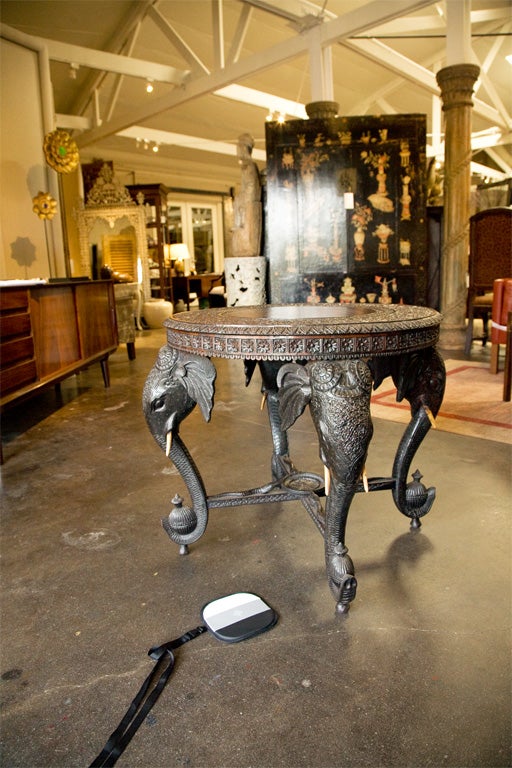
265 114 427 307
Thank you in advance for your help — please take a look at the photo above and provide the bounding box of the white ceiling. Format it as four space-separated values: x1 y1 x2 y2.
1 0 511 193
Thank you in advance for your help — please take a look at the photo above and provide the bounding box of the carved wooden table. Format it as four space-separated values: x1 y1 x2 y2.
143 304 445 614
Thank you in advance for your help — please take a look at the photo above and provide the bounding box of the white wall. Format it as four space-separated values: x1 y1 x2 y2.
0 37 65 279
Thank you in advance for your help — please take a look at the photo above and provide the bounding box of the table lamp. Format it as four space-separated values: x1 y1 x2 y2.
170 243 191 276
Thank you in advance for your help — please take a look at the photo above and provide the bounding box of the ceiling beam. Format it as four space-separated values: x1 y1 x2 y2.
226 4 253 65
75 0 434 147
146 4 209 75
342 36 507 128
212 0 225 70
117 125 267 160
40 35 188 85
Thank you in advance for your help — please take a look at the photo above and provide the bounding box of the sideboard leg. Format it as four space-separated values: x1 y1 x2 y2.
100 356 110 387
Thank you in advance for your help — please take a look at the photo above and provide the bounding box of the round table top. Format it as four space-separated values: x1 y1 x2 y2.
164 303 442 361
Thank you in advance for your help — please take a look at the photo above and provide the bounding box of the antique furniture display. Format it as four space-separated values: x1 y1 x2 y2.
265 113 428 307
464 207 512 354
0 280 118 458
143 303 445 614
490 278 512 401
76 165 151 302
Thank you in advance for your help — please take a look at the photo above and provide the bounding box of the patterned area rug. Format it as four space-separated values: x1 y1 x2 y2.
371 359 512 444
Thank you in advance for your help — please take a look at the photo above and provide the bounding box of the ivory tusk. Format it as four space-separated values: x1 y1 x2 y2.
166 431 173 457
324 465 331 497
423 405 436 428
260 392 268 411
362 466 369 493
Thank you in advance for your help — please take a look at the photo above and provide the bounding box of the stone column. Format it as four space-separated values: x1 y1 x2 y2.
436 63 479 349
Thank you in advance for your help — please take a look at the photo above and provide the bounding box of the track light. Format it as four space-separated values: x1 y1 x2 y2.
146 79 154 94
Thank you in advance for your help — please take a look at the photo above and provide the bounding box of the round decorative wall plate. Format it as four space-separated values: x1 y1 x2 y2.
32 190 57 220
43 129 79 173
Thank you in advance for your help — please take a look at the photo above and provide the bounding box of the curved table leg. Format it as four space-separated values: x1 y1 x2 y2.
390 347 446 528
278 359 374 614
142 345 216 554
257 361 294 481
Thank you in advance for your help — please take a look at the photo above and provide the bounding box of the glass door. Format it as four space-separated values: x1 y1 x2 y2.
191 207 214 273
166 199 224 274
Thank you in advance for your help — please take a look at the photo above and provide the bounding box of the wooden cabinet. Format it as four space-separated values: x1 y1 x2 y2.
265 113 428 305
0 280 118 412
127 183 172 302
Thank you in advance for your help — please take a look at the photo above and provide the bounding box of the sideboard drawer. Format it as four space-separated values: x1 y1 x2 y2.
0 289 29 312
0 359 37 395
0 311 32 339
1 335 34 367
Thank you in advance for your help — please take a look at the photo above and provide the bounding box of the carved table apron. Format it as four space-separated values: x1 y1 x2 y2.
143 304 445 614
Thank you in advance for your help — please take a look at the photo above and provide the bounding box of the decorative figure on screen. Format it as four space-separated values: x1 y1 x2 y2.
329 211 343 263
305 277 323 304
401 175 412 220
375 275 397 304
400 239 412 265
339 276 357 304
231 134 262 257
400 140 411 167
351 204 373 262
284 243 298 273
373 223 394 264
362 151 394 213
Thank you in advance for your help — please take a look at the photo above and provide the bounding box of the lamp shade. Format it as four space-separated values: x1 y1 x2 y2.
170 243 192 275
169 243 190 261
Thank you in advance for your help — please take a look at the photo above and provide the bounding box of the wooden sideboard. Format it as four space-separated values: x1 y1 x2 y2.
0 280 118 415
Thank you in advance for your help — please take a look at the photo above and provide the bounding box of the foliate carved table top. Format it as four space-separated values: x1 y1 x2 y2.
164 304 442 361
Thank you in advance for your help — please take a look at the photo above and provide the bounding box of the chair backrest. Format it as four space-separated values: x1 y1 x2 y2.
468 207 512 292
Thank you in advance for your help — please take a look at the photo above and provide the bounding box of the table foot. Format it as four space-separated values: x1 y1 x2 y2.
329 544 357 613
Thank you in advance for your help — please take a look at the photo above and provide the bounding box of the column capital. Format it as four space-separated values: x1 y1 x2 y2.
436 64 480 110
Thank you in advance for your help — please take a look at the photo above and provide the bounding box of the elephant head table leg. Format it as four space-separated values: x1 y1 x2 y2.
278 359 374 614
143 345 216 553
391 347 446 527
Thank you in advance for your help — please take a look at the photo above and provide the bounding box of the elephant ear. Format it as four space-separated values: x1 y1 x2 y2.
276 363 311 431
182 354 217 422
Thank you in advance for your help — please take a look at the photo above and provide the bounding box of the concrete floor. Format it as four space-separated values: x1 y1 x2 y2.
1 329 510 768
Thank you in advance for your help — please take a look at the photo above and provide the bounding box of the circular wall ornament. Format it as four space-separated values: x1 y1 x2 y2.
32 190 58 220
43 129 79 173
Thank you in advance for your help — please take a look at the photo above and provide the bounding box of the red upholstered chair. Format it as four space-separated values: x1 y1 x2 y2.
464 207 512 355
490 278 512 402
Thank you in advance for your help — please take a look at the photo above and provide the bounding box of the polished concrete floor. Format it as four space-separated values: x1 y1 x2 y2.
1 329 510 768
